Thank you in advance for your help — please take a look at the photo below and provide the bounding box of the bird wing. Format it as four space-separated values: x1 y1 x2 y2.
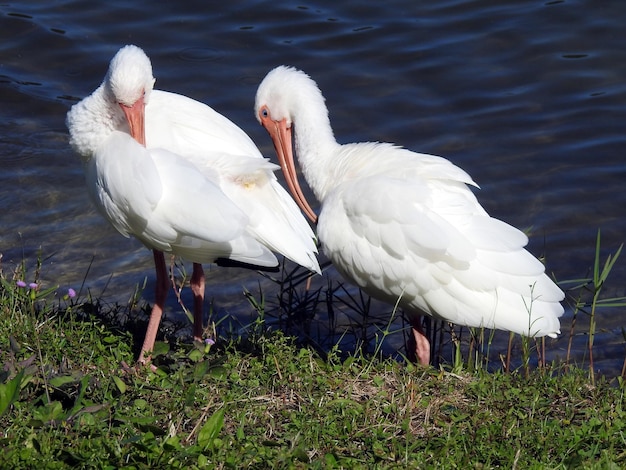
146 90 262 160
319 171 563 336
190 151 320 273
87 131 279 266
86 131 163 240
145 90 319 273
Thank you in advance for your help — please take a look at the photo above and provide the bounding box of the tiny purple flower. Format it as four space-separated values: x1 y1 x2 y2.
16 280 26 288
29 283 38 290
205 338 215 346
68 288 76 299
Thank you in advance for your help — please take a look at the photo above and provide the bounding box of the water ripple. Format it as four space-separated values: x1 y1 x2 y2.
177 47 224 63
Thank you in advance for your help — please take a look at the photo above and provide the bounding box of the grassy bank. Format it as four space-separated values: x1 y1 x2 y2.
1 241 626 468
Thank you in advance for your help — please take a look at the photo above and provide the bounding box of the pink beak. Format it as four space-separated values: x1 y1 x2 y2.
120 94 146 146
261 116 318 224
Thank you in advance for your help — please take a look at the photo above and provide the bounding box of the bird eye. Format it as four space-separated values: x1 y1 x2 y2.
261 107 269 118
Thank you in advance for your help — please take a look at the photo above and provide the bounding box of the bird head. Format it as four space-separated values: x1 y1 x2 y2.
106 44 155 107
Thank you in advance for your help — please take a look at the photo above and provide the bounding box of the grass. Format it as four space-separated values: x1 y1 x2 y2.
1 233 626 468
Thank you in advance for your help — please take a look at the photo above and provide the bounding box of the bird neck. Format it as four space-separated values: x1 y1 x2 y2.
67 83 125 160
292 102 341 203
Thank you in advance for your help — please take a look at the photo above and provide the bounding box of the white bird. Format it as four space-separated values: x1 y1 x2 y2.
254 65 564 365
66 47 320 365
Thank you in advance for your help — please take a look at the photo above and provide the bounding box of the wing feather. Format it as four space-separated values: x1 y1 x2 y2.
318 165 563 338
146 90 261 159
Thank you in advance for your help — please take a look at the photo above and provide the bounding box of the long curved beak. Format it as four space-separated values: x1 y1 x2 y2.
120 95 146 146
263 118 318 224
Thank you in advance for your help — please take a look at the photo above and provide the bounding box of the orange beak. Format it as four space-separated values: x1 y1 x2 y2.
120 95 146 147
261 116 318 224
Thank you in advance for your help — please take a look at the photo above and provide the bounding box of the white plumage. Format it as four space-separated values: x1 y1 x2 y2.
67 47 320 364
255 65 564 364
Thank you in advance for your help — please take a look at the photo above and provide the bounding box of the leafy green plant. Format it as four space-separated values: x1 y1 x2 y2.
0 369 26 416
197 407 225 451
588 231 623 383
560 230 626 384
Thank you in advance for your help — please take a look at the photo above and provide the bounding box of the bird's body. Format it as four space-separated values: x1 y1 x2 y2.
80 89 318 269
255 65 564 364
67 47 319 364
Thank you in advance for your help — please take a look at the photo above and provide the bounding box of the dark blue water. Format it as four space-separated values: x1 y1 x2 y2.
2 0 626 376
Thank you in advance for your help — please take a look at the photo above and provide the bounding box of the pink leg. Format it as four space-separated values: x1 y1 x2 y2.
139 250 169 365
191 262 205 341
409 316 431 366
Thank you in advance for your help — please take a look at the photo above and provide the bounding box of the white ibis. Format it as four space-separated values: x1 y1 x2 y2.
254 65 564 365
66 47 320 365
